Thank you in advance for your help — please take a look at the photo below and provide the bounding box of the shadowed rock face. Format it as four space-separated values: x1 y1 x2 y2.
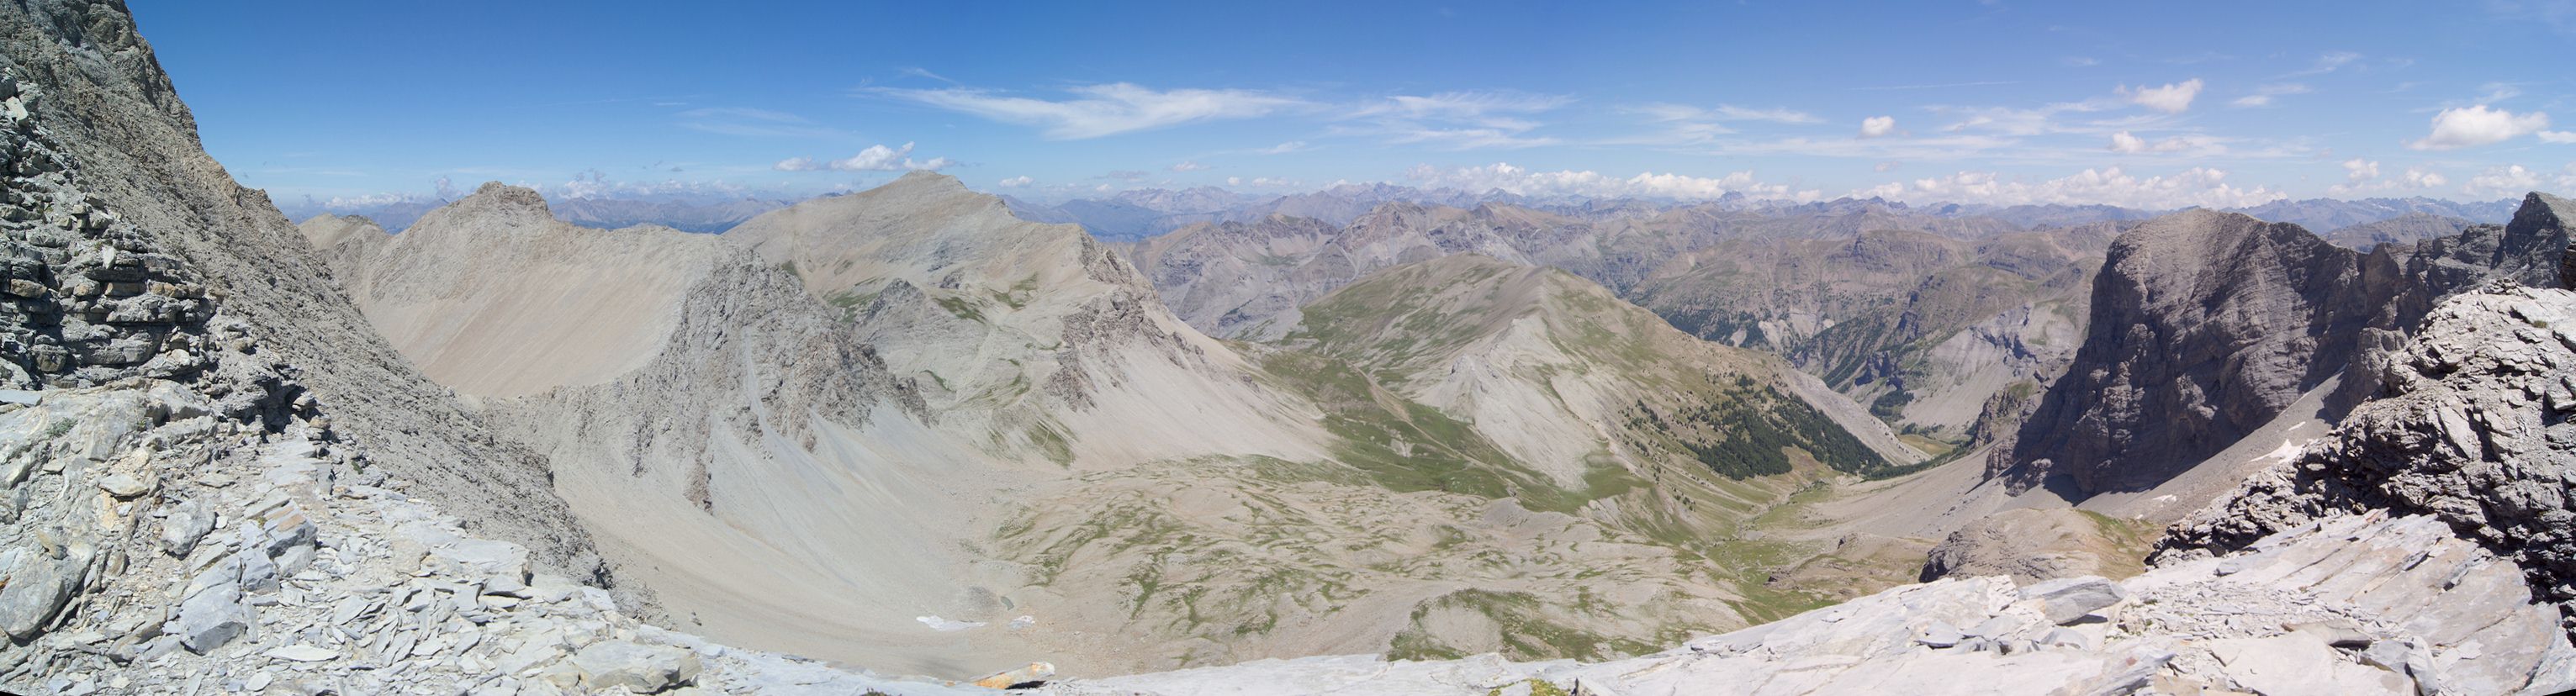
2160 283 2576 641
1995 210 2392 496
1997 194 2572 498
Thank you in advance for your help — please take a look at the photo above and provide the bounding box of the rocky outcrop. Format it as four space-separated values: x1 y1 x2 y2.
1039 513 2576 695
292 213 385 284
1917 508 2140 584
1997 196 2569 498
726 171 1320 463
1997 210 2390 496
0 0 610 584
2159 283 2576 640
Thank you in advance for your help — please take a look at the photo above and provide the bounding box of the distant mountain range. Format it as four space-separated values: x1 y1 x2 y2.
280 193 794 234
289 179 2520 245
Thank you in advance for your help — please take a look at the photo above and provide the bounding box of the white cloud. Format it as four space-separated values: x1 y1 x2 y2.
1859 166 2282 209
2120 78 2204 113
2106 130 2224 155
1932 96 2131 137
2281 51 2362 77
1402 162 1808 201
1859 116 1896 139
2463 164 2542 198
2408 105 2551 150
877 83 1302 139
1225 176 1301 188
537 170 754 201
1170 161 1211 171
774 142 954 171
2541 130 2576 144
1619 103 1827 145
997 176 1034 187
2230 83 2312 108
675 107 849 139
1710 104 1822 124
1360 92 1570 123
2328 165 2447 196
1256 141 1308 154
1343 91 1568 150
319 192 422 210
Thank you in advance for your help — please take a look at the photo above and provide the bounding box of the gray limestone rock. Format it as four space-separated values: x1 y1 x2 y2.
173 582 251 653
2018 576 2127 625
1915 620 1963 648
0 550 82 641
570 640 702 693
2160 284 2576 641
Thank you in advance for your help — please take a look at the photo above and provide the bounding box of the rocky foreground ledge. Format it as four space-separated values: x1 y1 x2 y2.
1035 511 2570 695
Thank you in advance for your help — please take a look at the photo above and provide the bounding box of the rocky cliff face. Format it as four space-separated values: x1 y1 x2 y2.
2160 282 2576 640
0 0 608 583
1997 196 2569 498
1996 210 2392 496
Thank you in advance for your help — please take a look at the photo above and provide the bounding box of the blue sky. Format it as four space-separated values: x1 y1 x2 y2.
129 1 2576 210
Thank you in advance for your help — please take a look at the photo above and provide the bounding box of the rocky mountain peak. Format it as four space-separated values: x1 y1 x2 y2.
456 181 553 218
294 213 382 249
881 168 976 198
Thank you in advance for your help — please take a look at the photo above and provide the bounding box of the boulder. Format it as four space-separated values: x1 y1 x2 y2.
172 582 251 653
569 640 701 693
2017 576 2125 625
0 551 82 641
431 538 532 589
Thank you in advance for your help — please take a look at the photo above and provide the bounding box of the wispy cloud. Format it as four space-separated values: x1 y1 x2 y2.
897 66 961 85
1404 161 1812 201
1339 90 1568 150
1169 161 1211 171
875 83 1304 139
2280 51 2363 77
1614 103 1824 146
2108 130 2228 156
1846 80 2021 92
677 108 850 139
1853 166 2282 208
774 142 955 171
2230 83 2314 108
